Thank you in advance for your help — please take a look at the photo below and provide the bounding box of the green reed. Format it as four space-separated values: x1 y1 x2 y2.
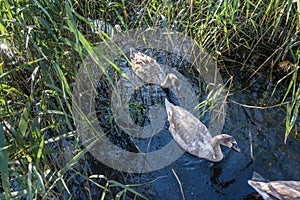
0 0 299 199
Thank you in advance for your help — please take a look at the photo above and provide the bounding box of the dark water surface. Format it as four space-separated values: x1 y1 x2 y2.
69 50 300 200
122 103 300 200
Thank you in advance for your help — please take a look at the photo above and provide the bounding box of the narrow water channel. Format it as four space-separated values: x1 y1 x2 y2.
69 48 300 200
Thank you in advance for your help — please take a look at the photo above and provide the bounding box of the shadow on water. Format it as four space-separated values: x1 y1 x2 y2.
70 49 300 199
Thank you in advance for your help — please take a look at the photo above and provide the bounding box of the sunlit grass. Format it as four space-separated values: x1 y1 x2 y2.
0 0 299 199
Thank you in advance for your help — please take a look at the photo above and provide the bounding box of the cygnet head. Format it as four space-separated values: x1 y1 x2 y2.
164 73 181 98
219 134 240 152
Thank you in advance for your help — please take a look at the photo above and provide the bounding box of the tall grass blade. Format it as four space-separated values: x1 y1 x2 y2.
0 123 11 199
108 180 147 199
18 106 29 137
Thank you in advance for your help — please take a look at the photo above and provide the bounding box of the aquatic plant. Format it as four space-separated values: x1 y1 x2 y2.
0 0 299 199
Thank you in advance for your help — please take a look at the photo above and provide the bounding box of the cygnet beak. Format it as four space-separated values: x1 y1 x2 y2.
231 143 240 152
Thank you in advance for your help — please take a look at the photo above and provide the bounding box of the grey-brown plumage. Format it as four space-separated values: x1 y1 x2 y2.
165 98 240 162
248 175 300 200
130 48 181 97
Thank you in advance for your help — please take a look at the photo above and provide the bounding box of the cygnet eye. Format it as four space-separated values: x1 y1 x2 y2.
231 142 240 152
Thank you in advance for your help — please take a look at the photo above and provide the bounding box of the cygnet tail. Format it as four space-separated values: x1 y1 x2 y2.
165 98 173 113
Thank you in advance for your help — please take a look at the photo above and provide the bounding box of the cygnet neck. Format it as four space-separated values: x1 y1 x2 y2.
210 134 228 162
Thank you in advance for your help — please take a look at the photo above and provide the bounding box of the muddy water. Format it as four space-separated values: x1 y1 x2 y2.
69 50 300 199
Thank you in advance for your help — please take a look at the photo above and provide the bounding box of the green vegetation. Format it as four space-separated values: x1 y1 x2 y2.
0 0 299 199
